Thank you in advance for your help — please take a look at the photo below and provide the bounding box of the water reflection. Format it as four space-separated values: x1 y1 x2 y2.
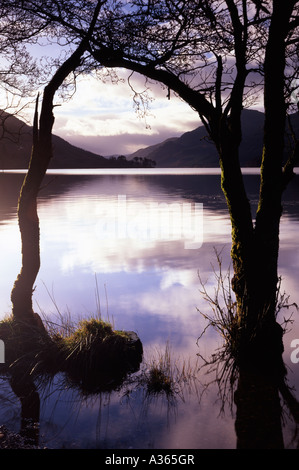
9 374 40 447
1 344 299 449
0 170 299 448
234 367 298 449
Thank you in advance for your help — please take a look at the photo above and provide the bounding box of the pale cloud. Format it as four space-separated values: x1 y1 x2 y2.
51 70 199 155
59 128 181 156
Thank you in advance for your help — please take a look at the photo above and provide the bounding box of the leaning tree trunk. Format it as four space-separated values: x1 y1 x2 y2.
9 7 101 328
10 96 51 329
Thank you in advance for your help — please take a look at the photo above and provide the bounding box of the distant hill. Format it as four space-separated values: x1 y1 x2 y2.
129 109 299 167
0 112 157 170
0 112 115 169
1 109 297 169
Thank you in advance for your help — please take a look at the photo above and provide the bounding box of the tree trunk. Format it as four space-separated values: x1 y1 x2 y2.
243 0 295 368
10 24 98 328
234 367 284 449
10 373 40 447
216 1 296 378
10 97 49 330
9 0 103 326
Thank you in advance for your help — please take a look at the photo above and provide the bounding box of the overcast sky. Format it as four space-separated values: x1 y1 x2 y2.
49 69 200 157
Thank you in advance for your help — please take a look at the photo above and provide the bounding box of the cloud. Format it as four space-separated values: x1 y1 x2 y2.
60 127 180 156
51 70 200 155
17 64 263 157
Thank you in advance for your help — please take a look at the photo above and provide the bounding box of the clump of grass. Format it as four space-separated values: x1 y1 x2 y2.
144 343 174 396
53 317 133 353
196 257 241 394
135 342 199 400
0 314 143 393
54 317 116 345
49 317 143 392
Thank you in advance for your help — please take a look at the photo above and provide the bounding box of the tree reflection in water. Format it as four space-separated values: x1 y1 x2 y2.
0 353 143 449
9 373 40 448
0 337 299 449
234 366 299 449
196 254 299 449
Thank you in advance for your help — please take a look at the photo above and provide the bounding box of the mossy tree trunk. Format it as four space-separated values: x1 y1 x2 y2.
90 2 289 356
12 0 296 364
253 0 295 321
229 1 295 367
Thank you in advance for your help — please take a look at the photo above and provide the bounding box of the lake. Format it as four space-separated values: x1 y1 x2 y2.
0 168 299 449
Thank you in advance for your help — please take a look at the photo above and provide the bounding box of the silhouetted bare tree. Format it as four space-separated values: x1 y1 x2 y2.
8 0 299 365
9 0 106 327
0 0 69 152
28 0 299 369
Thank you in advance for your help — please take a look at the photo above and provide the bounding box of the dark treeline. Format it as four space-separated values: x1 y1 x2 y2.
109 155 156 168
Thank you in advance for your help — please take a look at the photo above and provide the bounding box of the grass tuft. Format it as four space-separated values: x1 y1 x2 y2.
134 342 199 400
0 314 143 393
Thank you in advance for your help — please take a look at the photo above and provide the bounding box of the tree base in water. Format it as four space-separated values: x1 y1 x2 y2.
0 316 143 394
236 320 287 383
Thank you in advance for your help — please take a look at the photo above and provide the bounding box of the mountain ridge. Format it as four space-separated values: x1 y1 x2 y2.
0 112 112 169
0 109 297 169
129 109 265 167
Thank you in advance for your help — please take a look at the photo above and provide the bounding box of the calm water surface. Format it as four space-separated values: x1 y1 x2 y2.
0 168 299 449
